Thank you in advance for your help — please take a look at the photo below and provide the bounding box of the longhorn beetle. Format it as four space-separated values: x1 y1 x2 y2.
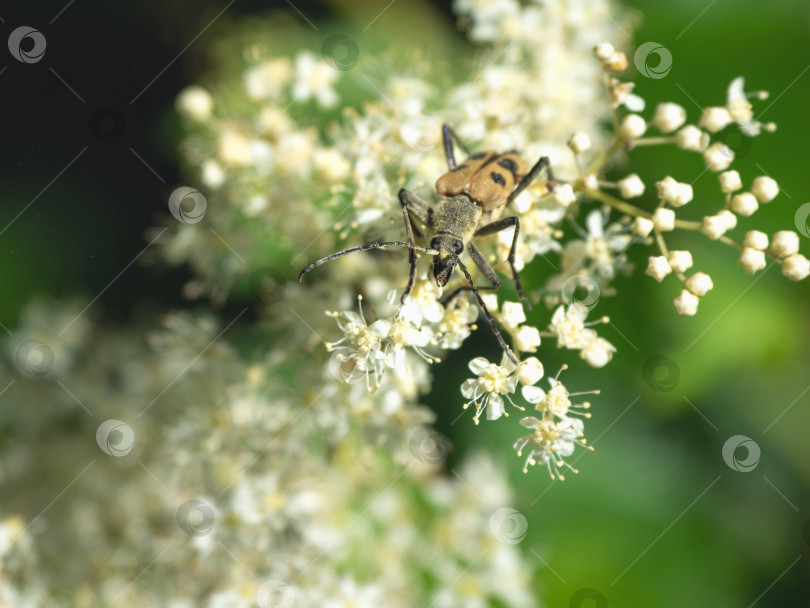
298 124 554 365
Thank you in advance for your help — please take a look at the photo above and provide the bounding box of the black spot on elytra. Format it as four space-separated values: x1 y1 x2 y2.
468 152 488 160
497 157 519 175
491 172 506 186
454 164 469 171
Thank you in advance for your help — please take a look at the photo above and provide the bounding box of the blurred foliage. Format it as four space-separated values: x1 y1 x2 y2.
1 0 808 606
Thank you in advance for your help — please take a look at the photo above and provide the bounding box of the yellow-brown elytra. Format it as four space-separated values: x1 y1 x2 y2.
299 124 555 365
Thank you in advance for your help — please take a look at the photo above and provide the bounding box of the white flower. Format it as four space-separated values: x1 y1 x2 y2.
685 272 713 296
437 297 478 349
726 77 773 135
782 254 810 281
704 143 734 172
699 106 732 133
552 183 577 207
499 301 526 331
667 250 693 273
651 102 686 133
549 303 588 348
326 298 391 389
513 416 587 479
771 231 800 257
646 256 672 282
656 176 692 207
633 216 654 237
400 279 445 325
517 357 544 386
751 176 779 203
522 380 570 417
739 247 767 275
618 174 645 198
176 85 214 122
619 114 646 140
718 170 742 193
744 230 769 251
731 192 758 216
580 332 616 368
567 132 591 154
243 58 293 101
701 214 727 240
293 51 339 108
461 355 521 424
652 207 675 231
673 289 699 315
514 325 541 352
676 125 709 151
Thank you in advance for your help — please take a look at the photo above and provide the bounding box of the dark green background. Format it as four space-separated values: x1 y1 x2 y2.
1 1 808 606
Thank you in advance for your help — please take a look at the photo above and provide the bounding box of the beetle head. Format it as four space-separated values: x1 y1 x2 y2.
429 236 464 287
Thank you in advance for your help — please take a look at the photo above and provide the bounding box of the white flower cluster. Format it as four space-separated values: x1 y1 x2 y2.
582 66 809 316
0 298 534 606
165 0 802 488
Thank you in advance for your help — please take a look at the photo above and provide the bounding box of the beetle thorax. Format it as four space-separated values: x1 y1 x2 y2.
430 195 482 243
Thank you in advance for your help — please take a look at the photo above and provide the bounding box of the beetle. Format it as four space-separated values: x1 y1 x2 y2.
298 124 554 365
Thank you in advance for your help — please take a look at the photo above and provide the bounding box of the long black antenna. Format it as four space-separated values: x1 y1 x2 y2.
455 257 518 366
298 241 439 282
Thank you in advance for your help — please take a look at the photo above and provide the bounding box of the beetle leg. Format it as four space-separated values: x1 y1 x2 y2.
474 216 530 310
507 155 555 208
440 242 501 306
442 124 472 171
398 188 433 303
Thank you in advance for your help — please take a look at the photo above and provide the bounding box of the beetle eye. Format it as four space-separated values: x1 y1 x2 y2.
452 240 464 255
429 237 441 251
